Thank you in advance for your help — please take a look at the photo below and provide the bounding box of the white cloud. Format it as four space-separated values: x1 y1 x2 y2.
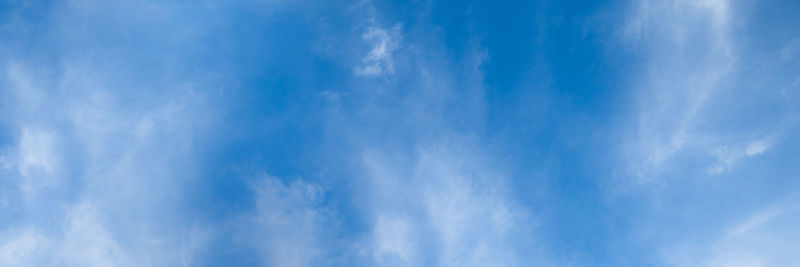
707 136 776 174
620 0 800 181
56 203 132 267
0 229 52 267
247 175 331 267
416 146 530 266
1 45 215 267
744 139 770 156
17 128 57 175
17 128 60 196
360 142 543 266
344 5 543 264
619 0 765 180
0 203 132 267
373 215 414 264
618 2 800 263
3 64 64 198
355 25 402 77
617 2 800 263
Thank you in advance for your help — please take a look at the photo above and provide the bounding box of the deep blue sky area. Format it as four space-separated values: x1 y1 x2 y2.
1 0 800 266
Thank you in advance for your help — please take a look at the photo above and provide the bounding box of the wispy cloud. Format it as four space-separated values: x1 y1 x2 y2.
623 0 735 178
663 193 800 267
0 61 212 265
724 193 800 239
358 141 544 266
618 0 794 181
245 175 333 267
56 203 132 267
355 24 402 77
372 214 415 264
0 203 132 267
0 4 220 261
0 229 50 266
708 135 777 174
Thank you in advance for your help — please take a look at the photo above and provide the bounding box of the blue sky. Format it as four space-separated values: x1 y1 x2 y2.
1 0 799 266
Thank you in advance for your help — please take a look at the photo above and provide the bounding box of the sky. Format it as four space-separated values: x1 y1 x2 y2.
0 0 799 266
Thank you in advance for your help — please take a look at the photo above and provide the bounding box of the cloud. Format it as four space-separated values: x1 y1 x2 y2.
617 0 794 181
0 202 131 267
616 1 800 264
373 215 414 263
359 142 543 266
0 0 554 266
0 229 51 267
420 153 530 267
56 203 132 267
338 4 548 264
355 25 402 77
663 193 800 267
16 127 61 198
724 193 800 240
707 136 776 174
0 8 220 261
17 128 58 177
0 63 209 265
245 175 333 267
